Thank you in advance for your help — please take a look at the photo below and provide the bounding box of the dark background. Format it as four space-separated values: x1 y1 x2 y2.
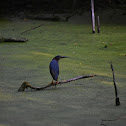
0 0 126 16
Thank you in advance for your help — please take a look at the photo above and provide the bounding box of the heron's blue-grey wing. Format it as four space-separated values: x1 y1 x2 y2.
49 60 59 81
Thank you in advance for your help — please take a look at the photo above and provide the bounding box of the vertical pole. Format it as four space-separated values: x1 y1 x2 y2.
97 16 100 33
111 63 120 106
91 0 95 33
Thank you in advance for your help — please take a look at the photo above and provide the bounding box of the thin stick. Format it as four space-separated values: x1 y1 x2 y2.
97 16 100 33
111 62 120 106
18 75 97 92
21 24 43 35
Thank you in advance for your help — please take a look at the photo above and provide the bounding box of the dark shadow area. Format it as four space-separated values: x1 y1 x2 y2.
0 0 126 24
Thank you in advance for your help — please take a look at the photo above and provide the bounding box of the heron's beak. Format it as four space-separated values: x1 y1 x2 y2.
61 56 68 58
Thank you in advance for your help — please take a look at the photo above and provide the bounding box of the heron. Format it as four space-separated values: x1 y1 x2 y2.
49 55 68 85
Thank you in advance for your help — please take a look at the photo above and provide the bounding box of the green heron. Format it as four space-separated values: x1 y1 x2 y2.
49 55 68 85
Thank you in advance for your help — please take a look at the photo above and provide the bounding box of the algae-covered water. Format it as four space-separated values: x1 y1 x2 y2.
0 18 126 126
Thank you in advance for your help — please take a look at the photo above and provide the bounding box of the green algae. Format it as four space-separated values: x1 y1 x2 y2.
0 18 126 126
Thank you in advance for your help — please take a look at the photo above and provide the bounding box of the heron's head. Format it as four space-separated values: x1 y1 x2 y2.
53 55 68 61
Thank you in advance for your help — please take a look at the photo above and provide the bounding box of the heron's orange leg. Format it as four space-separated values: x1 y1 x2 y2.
56 78 58 85
50 80 54 85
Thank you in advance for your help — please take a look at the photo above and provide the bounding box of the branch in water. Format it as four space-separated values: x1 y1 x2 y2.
21 24 43 34
18 75 97 92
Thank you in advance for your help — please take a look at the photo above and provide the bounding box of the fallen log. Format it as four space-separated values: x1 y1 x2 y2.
18 75 97 92
0 37 28 42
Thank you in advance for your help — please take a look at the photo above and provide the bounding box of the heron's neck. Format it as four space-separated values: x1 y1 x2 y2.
53 58 59 62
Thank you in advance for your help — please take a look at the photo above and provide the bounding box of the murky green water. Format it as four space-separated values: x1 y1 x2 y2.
0 18 126 126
